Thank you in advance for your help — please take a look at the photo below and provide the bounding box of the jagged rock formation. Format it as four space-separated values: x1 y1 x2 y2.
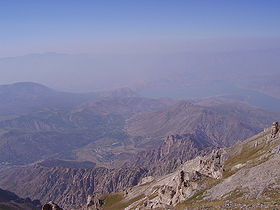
92 122 280 209
42 201 63 210
270 121 279 138
121 149 226 209
85 194 105 210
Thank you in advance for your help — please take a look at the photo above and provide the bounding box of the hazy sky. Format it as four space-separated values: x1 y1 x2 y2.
1 0 280 57
0 0 280 94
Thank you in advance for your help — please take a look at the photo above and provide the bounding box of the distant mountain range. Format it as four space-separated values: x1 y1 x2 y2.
0 82 280 209
1 48 280 109
0 82 151 117
0 83 279 167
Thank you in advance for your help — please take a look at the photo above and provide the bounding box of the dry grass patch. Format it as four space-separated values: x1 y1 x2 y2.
102 194 145 210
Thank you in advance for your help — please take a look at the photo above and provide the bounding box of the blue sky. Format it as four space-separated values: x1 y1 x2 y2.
0 0 280 56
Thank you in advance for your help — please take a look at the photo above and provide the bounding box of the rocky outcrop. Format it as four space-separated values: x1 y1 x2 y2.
121 149 226 209
198 149 224 179
42 201 63 210
270 121 279 138
85 194 105 210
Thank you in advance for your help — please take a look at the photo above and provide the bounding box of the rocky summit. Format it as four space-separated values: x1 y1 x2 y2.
85 122 280 210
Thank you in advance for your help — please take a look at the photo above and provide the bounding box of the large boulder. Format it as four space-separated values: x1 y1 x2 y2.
42 201 63 210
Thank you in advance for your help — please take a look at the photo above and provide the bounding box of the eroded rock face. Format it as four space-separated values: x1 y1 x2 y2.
42 201 63 210
127 149 226 209
198 149 224 179
270 121 279 138
154 170 203 208
86 194 105 210
0 166 148 209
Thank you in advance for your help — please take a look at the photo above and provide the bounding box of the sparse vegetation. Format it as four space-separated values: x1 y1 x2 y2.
102 194 145 210
222 188 247 200
101 193 124 209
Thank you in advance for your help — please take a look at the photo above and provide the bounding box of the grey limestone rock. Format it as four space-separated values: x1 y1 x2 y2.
86 194 105 210
126 148 226 209
270 121 279 138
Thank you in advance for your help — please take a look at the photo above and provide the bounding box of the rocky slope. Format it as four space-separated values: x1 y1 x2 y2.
89 123 280 209
42 201 63 210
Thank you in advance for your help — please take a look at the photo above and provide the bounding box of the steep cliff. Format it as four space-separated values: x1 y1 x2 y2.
0 165 147 209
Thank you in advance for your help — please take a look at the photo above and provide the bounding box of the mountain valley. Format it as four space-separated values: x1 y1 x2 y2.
0 83 279 209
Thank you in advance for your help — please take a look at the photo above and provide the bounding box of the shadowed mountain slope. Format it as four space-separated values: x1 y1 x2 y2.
126 101 280 146
0 188 40 210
